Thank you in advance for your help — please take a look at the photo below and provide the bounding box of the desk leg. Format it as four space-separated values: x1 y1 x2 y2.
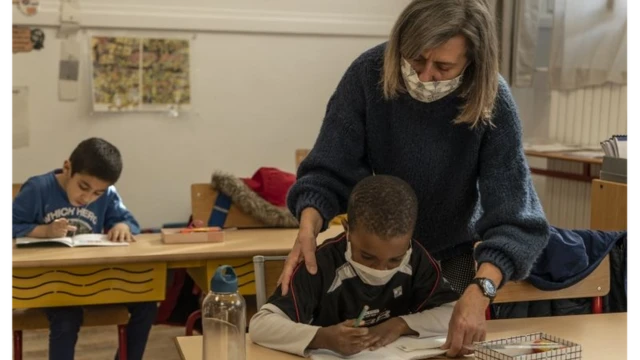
583 163 591 179
13 330 22 360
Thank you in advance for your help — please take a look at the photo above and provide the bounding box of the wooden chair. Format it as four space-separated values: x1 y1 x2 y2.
590 179 626 231
13 307 130 360
492 256 610 314
253 255 287 310
191 184 264 228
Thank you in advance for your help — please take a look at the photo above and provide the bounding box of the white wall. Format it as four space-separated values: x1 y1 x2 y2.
14 0 563 229
12 0 410 227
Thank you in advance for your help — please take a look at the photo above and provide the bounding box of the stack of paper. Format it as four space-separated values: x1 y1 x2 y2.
600 135 627 158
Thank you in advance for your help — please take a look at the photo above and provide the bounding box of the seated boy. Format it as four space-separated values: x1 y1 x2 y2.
13 138 157 360
250 175 459 357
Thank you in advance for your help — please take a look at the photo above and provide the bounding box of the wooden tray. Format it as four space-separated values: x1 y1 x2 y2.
161 228 225 244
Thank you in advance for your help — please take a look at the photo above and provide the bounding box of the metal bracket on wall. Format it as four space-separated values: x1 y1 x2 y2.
58 0 81 39
58 0 82 101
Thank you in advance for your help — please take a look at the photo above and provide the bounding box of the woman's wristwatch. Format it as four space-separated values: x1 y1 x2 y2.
470 277 497 304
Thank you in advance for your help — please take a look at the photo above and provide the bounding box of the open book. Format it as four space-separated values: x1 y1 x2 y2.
310 336 446 360
15 234 129 247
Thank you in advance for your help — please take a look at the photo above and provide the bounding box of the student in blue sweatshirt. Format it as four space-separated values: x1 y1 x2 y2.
13 137 157 360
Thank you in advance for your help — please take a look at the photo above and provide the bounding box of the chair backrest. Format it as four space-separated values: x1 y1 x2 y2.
190 184 264 228
493 255 610 304
589 179 633 231
253 255 287 310
12 183 22 200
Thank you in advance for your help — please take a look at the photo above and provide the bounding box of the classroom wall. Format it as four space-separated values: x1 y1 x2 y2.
12 0 410 227
13 0 563 229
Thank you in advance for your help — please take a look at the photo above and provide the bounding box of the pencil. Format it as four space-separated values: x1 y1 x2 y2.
354 305 369 327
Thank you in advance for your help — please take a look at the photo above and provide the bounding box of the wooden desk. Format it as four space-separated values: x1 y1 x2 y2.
175 335 301 360
174 313 626 360
12 227 343 309
485 313 626 359
525 149 603 182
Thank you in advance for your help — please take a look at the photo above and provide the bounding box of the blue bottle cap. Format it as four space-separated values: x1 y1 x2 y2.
210 265 238 293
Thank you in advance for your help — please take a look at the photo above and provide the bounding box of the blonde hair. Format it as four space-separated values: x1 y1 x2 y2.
382 0 499 128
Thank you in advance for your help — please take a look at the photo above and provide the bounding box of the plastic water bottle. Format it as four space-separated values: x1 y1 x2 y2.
202 265 247 360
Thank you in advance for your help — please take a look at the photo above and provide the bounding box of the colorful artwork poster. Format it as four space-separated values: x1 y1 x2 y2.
142 38 191 109
90 36 190 112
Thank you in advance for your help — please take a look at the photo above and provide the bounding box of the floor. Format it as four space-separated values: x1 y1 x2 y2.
18 292 259 360
21 324 186 360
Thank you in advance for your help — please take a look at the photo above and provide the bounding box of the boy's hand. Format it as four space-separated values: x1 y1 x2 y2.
46 218 77 238
367 317 412 350
310 319 380 356
108 223 135 242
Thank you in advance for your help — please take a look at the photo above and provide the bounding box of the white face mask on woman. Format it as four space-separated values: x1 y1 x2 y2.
345 240 412 286
401 58 464 103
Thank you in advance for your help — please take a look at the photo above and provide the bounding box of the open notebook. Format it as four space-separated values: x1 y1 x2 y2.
15 234 129 248
310 336 446 360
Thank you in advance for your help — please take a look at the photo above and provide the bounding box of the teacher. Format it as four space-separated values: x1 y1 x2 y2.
280 0 550 357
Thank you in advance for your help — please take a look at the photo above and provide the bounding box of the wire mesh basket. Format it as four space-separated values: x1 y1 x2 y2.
475 332 582 360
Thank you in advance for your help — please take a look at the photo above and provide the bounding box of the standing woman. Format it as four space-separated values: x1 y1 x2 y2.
280 0 549 357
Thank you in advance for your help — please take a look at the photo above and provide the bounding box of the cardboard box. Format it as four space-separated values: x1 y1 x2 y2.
475 332 581 360
161 228 225 244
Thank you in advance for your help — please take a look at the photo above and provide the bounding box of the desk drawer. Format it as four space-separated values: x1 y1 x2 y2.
13 263 167 309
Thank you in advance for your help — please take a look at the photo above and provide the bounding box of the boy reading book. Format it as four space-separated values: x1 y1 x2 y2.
249 175 460 357
12 138 157 360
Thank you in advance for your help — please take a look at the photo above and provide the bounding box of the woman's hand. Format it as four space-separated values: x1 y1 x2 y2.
279 208 324 295
441 285 488 357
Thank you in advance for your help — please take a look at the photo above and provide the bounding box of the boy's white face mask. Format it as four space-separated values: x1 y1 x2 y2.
345 240 412 286
401 58 464 103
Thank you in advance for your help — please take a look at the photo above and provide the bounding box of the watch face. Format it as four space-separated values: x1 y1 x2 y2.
483 279 497 296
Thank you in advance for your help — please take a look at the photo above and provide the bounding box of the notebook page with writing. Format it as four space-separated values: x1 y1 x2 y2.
310 349 392 360
310 348 445 360
394 336 446 352
71 234 129 247
309 336 446 360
